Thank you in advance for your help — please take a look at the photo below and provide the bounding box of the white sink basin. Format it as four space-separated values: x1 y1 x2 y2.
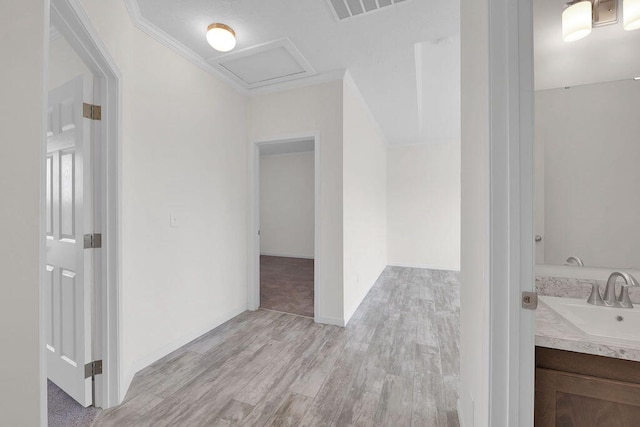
540 296 640 344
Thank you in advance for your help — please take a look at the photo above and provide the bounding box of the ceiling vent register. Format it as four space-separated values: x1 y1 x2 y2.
327 0 410 20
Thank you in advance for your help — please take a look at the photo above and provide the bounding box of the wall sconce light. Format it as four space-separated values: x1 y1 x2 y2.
563 1 594 42
624 0 640 30
206 23 237 52
563 0 640 42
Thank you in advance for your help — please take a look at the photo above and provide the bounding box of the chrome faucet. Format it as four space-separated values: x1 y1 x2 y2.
565 256 585 267
588 272 640 308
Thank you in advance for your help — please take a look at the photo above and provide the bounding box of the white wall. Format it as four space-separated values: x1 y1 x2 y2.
459 0 490 425
535 79 640 269
387 143 461 270
79 0 248 398
49 35 92 90
248 80 345 325
342 77 388 324
0 1 46 425
260 151 315 259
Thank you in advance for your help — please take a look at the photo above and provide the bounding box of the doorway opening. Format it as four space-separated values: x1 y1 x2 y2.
42 0 122 422
249 134 320 320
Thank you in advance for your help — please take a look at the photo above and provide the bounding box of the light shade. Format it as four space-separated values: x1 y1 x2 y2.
562 1 593 42
624 0 640 30
206 23 236 52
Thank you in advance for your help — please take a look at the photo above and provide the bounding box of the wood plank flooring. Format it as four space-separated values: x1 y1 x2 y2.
93 266 460 427
260 255 314 318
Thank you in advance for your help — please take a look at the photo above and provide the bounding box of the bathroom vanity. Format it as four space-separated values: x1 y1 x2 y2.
535 347 640 426
530 5 640 423
535 294 640 426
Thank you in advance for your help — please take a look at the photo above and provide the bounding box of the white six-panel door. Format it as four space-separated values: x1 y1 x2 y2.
45 76 93 407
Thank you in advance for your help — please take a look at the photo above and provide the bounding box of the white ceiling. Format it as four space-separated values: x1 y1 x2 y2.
534 0 640 90
129 0 460 145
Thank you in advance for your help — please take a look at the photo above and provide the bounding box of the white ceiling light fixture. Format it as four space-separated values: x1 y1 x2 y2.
562 1 593 42
561 0 640 41
206 23 236 52
624 0 640 30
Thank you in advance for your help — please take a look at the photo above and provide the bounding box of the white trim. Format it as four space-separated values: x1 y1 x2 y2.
122 0 246 94
48 0 123 409
487 0 535 425
208 38 316 90
40 4 51 425
314 316 345 327
248 132 322 325
387 263 460 272
260 148 313 158
387 138 460 147
260 150 315 159
260 252 315 260
122 1 344 97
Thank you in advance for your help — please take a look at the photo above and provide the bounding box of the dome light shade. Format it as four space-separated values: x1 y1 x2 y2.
562 1 592 42
624 0 640 30
206 23 236 52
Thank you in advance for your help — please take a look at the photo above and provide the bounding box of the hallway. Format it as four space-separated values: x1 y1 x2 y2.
93 266 460 426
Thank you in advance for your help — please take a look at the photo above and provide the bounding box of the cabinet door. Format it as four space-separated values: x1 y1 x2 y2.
535 368 640 427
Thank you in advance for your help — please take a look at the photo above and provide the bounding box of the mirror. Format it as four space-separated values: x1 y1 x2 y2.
534 0 640 270
534 79 640 269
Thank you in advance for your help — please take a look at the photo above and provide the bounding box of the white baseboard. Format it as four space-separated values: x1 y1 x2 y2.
260 252 314 260
343 265 386 326
121 304 247 400
388 262 460 272
314 315 345 327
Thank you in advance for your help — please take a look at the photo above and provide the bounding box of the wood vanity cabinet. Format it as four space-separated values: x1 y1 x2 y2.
535 347 640 427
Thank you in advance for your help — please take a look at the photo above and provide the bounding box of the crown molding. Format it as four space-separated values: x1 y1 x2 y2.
122 1 356 98
123 0 247 94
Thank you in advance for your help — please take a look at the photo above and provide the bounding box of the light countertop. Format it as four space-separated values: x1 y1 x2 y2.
535 298 640 362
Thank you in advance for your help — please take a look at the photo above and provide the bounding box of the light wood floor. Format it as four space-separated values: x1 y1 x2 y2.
260 255 314 318
93 267 460 426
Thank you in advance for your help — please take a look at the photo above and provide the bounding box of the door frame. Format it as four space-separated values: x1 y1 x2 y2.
486 0 536 426
248 132 321 322
43 0 122 412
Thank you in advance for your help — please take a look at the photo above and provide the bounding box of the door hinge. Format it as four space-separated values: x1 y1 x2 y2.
84 233 102 249
84 360 103 379
522 291 538 310
83 103 102 121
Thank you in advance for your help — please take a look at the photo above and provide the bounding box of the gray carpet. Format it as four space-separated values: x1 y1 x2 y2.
48 380 100 427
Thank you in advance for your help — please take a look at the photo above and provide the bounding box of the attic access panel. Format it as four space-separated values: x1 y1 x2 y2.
209 39 315 89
